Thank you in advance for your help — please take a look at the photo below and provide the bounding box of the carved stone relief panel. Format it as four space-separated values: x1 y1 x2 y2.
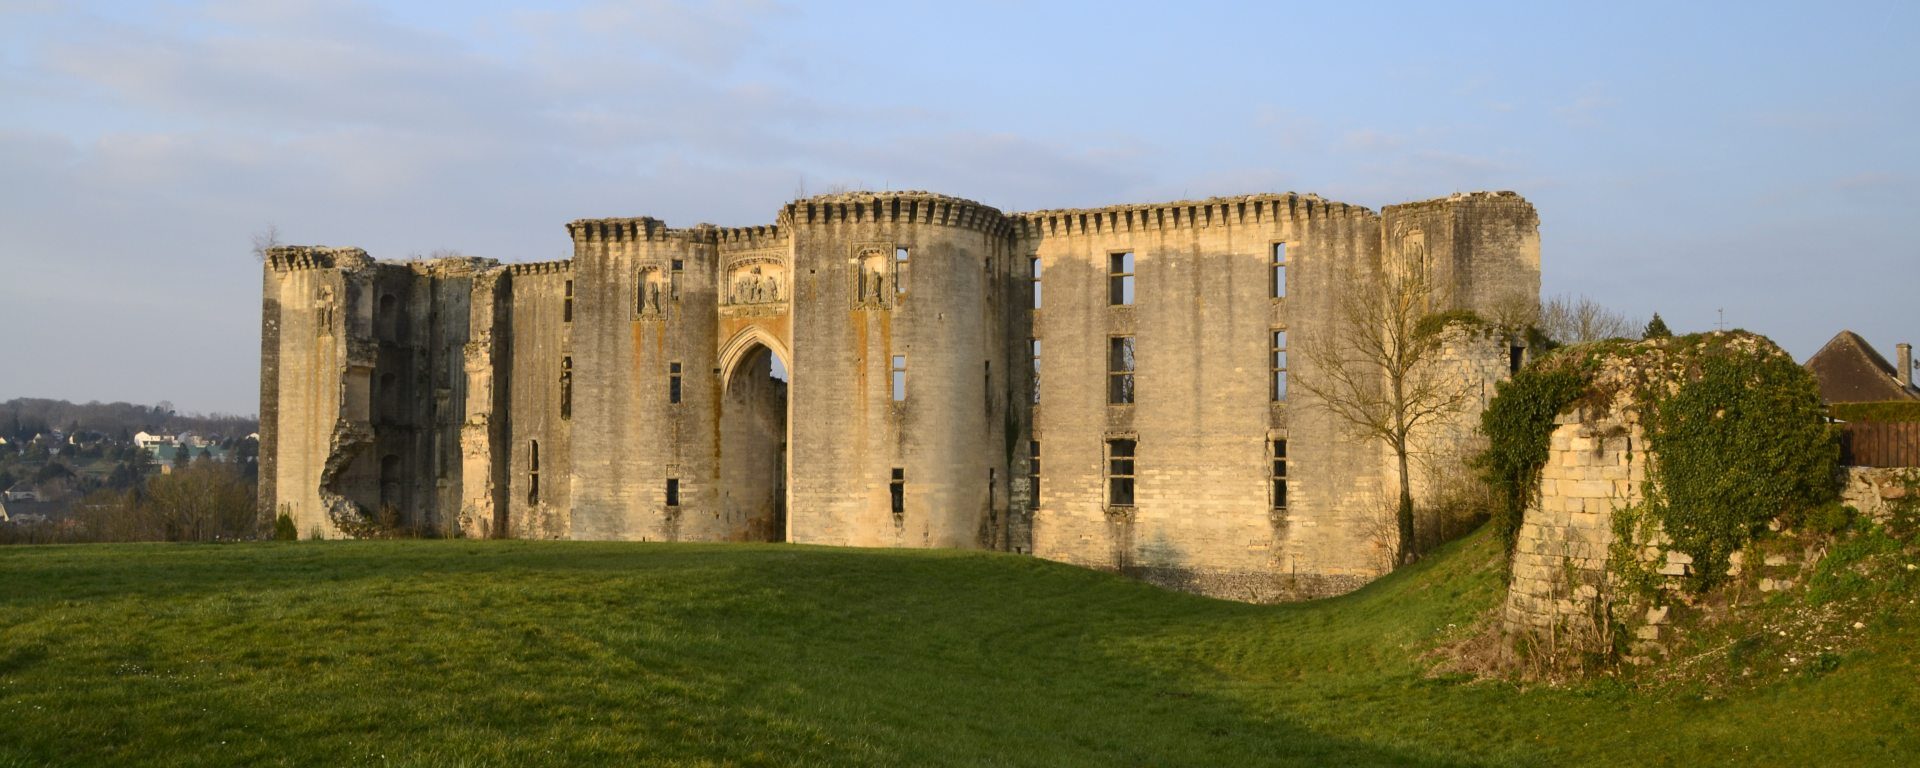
724 255 786 307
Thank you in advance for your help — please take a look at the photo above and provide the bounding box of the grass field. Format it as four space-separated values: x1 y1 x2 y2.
0 528 1914 766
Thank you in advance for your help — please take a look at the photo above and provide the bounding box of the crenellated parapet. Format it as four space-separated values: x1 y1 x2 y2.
779 191 1012 237
566 216 673 244
265 246 372 273
505 260 574 277
717 224 785 253
1008 193 1376 238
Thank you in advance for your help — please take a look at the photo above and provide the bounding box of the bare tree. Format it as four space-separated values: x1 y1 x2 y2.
1537 294 1635 345
1295 263 1476 566
251 224 282 263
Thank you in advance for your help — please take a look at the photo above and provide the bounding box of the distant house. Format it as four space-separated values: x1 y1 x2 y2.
3 483 38 503
1805 330 1918 404
133 431 177 450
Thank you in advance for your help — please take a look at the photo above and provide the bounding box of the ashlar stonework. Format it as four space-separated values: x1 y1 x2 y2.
259 189 1541 602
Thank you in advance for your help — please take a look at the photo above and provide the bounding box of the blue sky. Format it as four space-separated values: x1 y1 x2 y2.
1 0 1914 415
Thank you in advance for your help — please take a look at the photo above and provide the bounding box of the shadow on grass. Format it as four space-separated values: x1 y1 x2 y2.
0 537 1493 765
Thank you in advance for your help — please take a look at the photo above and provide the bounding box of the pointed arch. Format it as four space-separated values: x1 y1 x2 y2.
717 325 791 395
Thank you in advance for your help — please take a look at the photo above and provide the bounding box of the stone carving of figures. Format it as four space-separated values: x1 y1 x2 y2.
648 281 662 314
743 267 766 304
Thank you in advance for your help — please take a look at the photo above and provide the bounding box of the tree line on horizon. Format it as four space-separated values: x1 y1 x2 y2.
2 397 258 443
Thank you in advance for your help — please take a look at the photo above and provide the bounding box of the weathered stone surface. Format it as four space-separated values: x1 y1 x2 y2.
261 189 1540 602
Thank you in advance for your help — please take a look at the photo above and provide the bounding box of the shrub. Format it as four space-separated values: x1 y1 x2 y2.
274 510 299 541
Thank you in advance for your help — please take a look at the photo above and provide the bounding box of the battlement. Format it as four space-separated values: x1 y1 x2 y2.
717 224 782 245
778 191 1011 236
506 259 573 277
566 217 673 244
1008 192 1374 239
265 246 371 273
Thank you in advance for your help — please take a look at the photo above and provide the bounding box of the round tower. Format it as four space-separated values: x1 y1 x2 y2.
783 192 1014 548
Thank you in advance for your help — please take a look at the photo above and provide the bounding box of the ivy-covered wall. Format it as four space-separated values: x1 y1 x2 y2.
1493 332 1839 665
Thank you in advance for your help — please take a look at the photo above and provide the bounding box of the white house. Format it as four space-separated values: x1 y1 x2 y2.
133 431 177 450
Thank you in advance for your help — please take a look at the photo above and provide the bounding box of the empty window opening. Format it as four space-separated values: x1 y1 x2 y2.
666 478 680 507
1029 338 1042 404
894 247 910 295
1029 440 1041 509
891 355 907 401
1272 439 1288 510
1107 438 1136 507
1271 330 1288 401
890 468 905 516
1509 344 1525 375
564 279 574 323
984 360 992 416
528 439 541 505
1030 255 1043 309
1108 336 1136 405
1109 251 1135 305
670 259 684 301
669 361 683 404
377 371 398 422
560 357 573 419
378 293 401 342
1271 243 1288 299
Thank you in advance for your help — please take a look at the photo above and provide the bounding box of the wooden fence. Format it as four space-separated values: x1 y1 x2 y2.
1838 422 1920 468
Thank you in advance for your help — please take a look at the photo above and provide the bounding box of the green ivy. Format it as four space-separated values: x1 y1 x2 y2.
1636 339 1839 590
1478 355 1592 558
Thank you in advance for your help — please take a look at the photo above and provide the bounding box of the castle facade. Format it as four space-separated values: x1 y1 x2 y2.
259 189 1538 601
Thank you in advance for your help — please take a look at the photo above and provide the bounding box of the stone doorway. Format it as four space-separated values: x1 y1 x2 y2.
719 341 789 542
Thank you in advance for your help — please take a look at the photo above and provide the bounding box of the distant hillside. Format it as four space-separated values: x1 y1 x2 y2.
1 398 257 441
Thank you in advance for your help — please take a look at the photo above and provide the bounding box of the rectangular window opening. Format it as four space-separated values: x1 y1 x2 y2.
894 247 909 295
1030 255 1042 309
984 360 992 416
1271 330 1288 401
1030 338 1041 404
1272 439 1288 510
528 439 541 505
666 478 680 507
891 355 907 402
563 279 574 323
1510 344 1525 375
1029 440 1041 509
670 361 683 404
1106 438 1136 507
1108 336 1136 405
890 468 905 515
1271 242 1288 299
1108 251 1135 305
670 259 684 301
560 356 573 419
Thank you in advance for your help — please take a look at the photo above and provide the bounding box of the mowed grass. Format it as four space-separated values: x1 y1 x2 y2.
0 529 1914 767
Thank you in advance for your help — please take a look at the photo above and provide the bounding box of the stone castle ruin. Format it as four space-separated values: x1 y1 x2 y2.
259 189 1539 601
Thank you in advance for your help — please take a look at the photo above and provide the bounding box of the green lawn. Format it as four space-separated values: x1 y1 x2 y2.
0 529 1912 767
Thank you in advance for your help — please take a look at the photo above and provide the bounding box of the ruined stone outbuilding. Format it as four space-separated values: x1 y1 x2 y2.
260 189 1539 601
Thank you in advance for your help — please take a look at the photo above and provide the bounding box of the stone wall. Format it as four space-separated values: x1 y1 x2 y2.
261 187 1539 603
1503 403 1647 645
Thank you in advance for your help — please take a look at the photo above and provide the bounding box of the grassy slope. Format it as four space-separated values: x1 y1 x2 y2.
0 529 1913 767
